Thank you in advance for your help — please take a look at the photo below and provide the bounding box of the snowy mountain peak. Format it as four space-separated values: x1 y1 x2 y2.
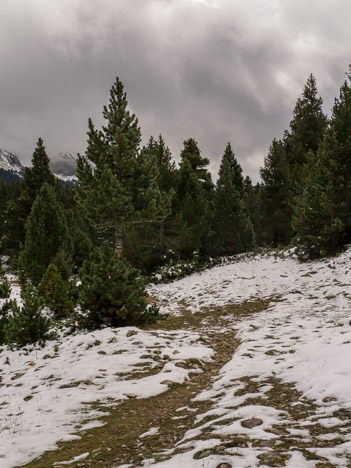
50 152 78 179
0 149 25 174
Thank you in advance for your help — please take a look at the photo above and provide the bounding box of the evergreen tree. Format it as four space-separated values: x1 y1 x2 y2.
260 139 293 246
146 135 177 192
40 264 73 317
243 177 265 246
180 138 214 194
5 284 52 348
212 149 255 255
329 64 351 240
22 138 56 202
19 183 70 285
78 241 147 329
6 138 56 253
292 130 346 258
0 180 8 245
76 78 172 254
220 143 244 195
171 159 210 257
284 74 327 188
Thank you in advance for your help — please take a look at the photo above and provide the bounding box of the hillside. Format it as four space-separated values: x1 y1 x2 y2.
1 249 350 467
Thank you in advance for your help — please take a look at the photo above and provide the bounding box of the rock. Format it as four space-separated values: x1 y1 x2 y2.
241 417 263 428
160 380 174 386
258 451 290 466
216 464 232 468
125 393 137 399
127 330 137 337
193 449 213 459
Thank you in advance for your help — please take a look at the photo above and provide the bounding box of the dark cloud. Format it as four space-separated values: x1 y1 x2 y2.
0 0 350 181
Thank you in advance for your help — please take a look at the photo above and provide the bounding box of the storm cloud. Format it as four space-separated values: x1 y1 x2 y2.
1 0 350 181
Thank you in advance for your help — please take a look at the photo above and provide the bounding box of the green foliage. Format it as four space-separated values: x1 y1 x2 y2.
284 73 327 187
146 135 177 192
78 242 148 329
40 263 74 317
212 145 255 255
76 77 172 252
330 65 351 239
0 276 11 298
19 183 71 285
260 139 293 246
292 131 346 259
5 284 52 348
171 159 210 257
5 138 56 253
180 138 214 195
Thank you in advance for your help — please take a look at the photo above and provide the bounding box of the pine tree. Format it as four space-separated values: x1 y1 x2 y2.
260 139 293 246
0 180 8 245
19 183 70 285
146 135 177 192
243 177 265 246
180 138 214 194
292 130 346 258
78 241 147 329
171 159 210 257
220 143 244 195
284 74 327 188
329 64 351 240
40 263 73 317
76 78 172 254
6 138 56 253
5 284 52 348
212 148 255 255
121 135 177 272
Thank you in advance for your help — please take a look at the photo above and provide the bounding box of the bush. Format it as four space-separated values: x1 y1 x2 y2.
40 263 74 317
5 284 53 348
78 242 148 329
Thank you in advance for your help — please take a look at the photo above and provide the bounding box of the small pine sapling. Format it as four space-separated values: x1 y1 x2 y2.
40 263 74 317
78 241 148 329
5 284 53 348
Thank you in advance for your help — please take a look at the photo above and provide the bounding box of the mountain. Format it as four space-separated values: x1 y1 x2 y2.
0 149 78 185
50 152 78 183
0 149 25 183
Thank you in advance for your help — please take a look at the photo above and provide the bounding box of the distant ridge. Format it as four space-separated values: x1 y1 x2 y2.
0 149 78 185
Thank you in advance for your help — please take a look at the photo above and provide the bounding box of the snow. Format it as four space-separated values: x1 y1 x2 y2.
0 149 24 174
0 325 212 467
1 248 351 467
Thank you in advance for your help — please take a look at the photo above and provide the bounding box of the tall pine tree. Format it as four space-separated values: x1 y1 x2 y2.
284 74 327 189
76 78 171 254
329 64 351 240
6 138 56 253
212 145 255 255
260 139 293 246
19 183 70 285
292 130 346 258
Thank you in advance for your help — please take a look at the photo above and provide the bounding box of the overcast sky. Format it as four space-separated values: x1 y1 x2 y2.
1 0 351 181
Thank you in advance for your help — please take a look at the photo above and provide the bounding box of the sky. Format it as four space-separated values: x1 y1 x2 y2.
1 0 351 182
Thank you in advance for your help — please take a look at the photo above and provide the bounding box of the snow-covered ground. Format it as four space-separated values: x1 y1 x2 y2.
1 248 351 467
145 249 351 467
